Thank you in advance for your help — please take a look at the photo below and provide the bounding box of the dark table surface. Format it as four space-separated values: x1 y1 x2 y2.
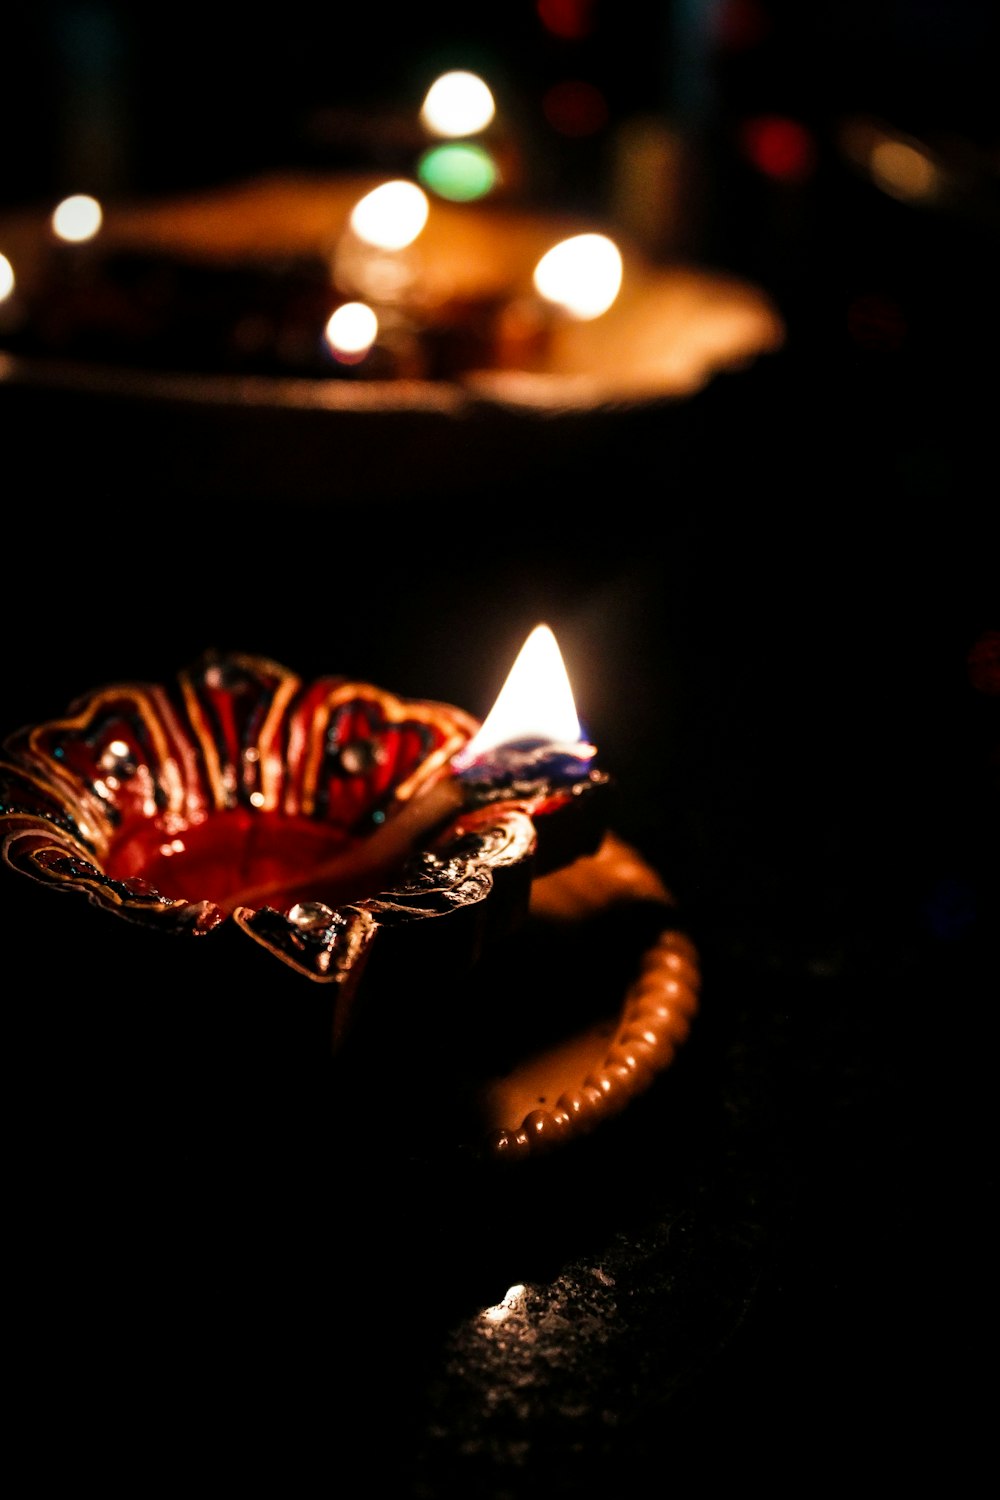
2 159 997 1490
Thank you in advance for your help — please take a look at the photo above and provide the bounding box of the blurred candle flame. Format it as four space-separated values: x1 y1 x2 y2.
533 233 623 319
51 194 103 243
456 623 590 764
0 253 13 302
324 300 378 361
421 71 496 138
348 181 429 250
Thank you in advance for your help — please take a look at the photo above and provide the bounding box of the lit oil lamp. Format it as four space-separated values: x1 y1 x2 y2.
334 179 430 303
327 66 625 382
323 299 379 365
215 624 607 919
0 150 783 398
0 628 606 1025
330 178 433 374
0 629 699 1164
47 192 105 287
532 233 623 320
488 228 624 374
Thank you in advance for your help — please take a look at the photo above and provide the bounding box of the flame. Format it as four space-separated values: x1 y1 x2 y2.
420 71 496 138
533 233 623 320
459 624 585 760
51 194 103 243
0 253 13 302
348 181 429 251
324 301 378 360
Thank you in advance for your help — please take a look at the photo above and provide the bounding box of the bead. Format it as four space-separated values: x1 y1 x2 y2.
520 1108 570 1153
555 1085 606 1134
621 1023 675 1067
609 1034 662 1080
583 1065 631 1117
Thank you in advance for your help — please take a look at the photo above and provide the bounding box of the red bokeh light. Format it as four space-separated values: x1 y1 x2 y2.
738 115 818 183
536 0 595 42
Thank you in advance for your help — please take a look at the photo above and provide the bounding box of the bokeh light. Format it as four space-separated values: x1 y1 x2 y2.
536 0 594 41
51 193 103 243
533 234 623 320
0 253 14 302
738 116 817 183
420 71 496 138
869 139 939 201
348 181 429 250
324 301 378 362
417 142 498 202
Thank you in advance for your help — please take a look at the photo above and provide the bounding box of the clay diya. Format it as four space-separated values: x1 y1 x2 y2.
0 638 700 1165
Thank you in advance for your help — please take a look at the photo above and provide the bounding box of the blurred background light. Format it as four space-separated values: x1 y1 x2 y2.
51 192 103 242
417 142 498 202
737 115 817 183
420 71 496 138
536 0 595 41
869 138 939 202
348 181 429 250
533 233 623 319
324 301 379 361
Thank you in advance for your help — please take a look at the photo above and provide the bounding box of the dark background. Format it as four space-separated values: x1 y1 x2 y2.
1 3 997 1491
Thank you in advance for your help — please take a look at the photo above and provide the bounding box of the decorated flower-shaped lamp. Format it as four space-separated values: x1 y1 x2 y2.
0 628 700 1166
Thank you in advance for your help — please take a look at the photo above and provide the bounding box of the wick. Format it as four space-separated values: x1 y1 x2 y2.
220 730 597 916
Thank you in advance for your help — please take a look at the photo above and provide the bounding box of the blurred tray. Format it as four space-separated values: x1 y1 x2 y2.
0 173 784 500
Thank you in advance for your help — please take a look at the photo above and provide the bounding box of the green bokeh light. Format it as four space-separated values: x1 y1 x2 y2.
417 143 498 203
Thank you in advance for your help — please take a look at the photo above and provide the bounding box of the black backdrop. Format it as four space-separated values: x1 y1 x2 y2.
1 4 997 1492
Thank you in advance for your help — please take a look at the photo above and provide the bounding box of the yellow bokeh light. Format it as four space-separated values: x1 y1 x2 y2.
869 140 939 202
51 193 103 243
0 253 14 302
324 301 379 359
533 233 623 320
420 71 496 138
348 181 429 250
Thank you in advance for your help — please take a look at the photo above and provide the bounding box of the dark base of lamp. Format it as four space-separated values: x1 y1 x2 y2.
6 839 699 1198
